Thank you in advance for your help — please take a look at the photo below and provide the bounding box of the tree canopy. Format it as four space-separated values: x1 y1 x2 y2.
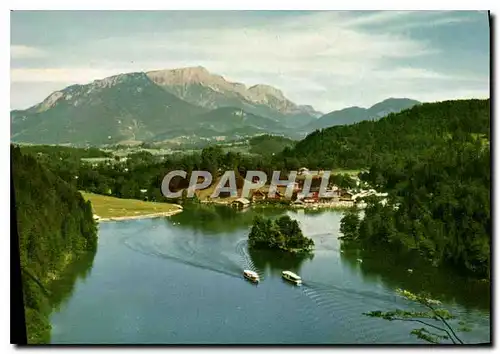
12 145 98 343
283 99 489 170
337 100 490 278
248 215 314 252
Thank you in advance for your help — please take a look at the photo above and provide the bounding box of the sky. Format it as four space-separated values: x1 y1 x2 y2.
10 10 490 112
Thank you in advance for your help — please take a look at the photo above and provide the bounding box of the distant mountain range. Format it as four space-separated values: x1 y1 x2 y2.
147 66 322 127
10 66 421 146
304 98 421 132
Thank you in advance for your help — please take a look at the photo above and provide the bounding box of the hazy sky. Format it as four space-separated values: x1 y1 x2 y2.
11 10 490 112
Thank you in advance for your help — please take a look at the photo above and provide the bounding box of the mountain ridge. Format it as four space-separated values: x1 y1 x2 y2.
10 67 422 146
304 98 421 132
11 72 207 145
146 66 323 121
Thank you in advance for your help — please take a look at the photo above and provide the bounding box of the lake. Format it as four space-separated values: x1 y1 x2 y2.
49 206 490 344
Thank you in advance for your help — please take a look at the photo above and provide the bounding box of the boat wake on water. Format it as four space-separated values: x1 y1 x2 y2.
118 224 431 342
120 231 245 280
234 239 265 280
119 224 271 282
120 226 397 304
301 280 399 306
294 280 404 342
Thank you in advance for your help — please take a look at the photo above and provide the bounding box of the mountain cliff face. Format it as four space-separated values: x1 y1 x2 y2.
304 98 421 132
146 66 322 123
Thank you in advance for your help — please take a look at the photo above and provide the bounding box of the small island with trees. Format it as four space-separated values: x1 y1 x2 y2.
248 215 314 253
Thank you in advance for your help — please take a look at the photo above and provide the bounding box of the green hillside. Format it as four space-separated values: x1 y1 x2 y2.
12 145 98 343
185 107 284 134
286 99 490 169
333 99 491 278
304 98 420 132
249 134 295 155
11 73 206 146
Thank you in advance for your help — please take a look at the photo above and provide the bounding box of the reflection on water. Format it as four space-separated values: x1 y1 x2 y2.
48 250 96 318
168 204 286 234
49 205 490 344
248 248 313 277
339 244 490 312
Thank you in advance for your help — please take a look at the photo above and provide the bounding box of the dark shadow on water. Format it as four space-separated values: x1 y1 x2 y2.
168 204 287 234
48 250 97 313
339 243 490 312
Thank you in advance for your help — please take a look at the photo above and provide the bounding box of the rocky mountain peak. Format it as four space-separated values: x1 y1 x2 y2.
145 67 320 117
36 91 64 112
147 66 221 86
248 84 285 101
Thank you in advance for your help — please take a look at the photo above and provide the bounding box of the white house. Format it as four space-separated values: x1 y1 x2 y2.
298 167 309 175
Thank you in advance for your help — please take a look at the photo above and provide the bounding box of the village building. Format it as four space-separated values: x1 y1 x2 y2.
298 167 309 175
231 197 250 209
251 189 267 202
319 192 340 203
352 189 388 201
295 192 307 201
268 190 285 200
251 175 261 183
291 181 301 191
339 190 354 201
219 190 237 198
329 185 340 192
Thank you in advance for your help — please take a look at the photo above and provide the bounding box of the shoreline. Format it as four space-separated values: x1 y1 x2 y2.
95 207 183 222
290 201 357 209
200 199 357 209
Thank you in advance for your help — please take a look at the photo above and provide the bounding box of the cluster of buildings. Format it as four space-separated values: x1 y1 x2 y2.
248 185 355 204
228 186 387 209
228 169 388 210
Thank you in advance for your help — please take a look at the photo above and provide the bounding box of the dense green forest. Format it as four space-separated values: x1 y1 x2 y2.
248 135 295 155
20 144 111 160
338 99 490 278
248 215 314 252
284 99 490 169
12 146 98 343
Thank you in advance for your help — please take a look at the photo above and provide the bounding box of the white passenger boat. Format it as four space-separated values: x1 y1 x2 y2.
243 270 260 283
282 270 302 285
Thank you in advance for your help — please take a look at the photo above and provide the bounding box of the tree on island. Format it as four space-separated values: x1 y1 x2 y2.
248 215 314 252
339 209 360 241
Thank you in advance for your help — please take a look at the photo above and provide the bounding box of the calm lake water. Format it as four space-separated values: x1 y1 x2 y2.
49 206 490 344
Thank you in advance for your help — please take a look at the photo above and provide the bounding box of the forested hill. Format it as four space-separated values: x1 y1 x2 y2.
248 135 295 155
333 99 490 279
284 99 490 169
12 145 98 343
